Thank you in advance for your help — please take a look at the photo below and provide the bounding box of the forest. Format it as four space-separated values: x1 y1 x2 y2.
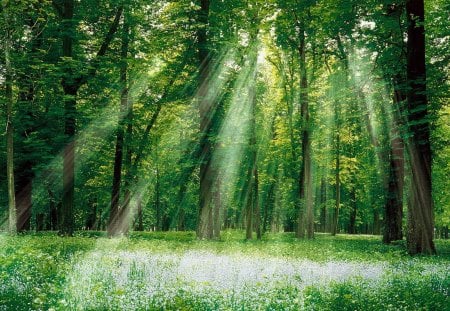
0 0 449 310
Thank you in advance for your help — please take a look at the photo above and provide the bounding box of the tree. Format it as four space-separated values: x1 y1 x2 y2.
2 1 17 234
405 0 436 255
53 1 122 235
108 11 130 237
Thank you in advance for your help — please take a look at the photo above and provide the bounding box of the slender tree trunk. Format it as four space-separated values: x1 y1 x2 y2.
319 177 327 232
135 195 144 231
155 165 161 231
245 185 253 240
348 186 357 234
405 0 436 255
108 18 129 237
120 109 133 235
14 13 43 233
373 209 381 235
4 23 17 234
213 173 222 239
59 0 76 236
254 166 261 239
197 0 214 239
332 129 341 236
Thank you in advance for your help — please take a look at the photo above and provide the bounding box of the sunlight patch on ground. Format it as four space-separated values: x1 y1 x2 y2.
63 249 388 310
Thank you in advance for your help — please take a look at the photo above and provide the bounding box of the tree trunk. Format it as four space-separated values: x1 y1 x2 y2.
135 195 144 231
197 0 214 239
405 0 436 255
59 0 76 236
108 18 129 237
348 186 357 234
213 173 222 239
383 121 405 242
15 179 32 231
319 177 327 232
155 165 161 231
4 22 17 234
332 130 341 236
245 186 253 240
296 24 314 239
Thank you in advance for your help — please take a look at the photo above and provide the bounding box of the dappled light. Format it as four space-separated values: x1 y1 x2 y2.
0 0 449 309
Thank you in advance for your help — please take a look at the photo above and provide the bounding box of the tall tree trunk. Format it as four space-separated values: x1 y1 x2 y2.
405 0 436 255
15 180 32 231
254 166 261 239
135 195 144 231
296 25 314 239
14 12 44 233
383 108 405 242
155 165 161 231
348 185 357 234
108 18 129 237
59 0 76 236
197 0 214 239
319 177 327 232
332 127 341 236
245 183 253 240
4 21 17 234
213 172 222 239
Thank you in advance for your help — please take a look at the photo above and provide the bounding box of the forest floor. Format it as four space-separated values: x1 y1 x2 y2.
0 231 449 310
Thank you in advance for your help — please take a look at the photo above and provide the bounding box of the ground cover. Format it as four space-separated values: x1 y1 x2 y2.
0 232 448 310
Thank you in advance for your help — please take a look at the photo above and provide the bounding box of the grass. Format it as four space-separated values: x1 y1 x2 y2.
0 231 449 310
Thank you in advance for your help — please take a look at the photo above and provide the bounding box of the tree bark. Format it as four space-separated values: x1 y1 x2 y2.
108 17 130 237
4 19 17 234
348 186 357 234
319 177 327 232
296 24 314 239
59 0 76 236
405 0 436 255
197 0 214 239
383 112 405 243
332 127 341 236
254 165 261 239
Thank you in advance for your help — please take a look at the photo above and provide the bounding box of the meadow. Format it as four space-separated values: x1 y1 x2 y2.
0 232 449 310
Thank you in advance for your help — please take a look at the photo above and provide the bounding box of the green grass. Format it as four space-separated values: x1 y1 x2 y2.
0 231 449 310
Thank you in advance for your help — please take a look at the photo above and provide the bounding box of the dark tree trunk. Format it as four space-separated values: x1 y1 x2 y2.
15 178 32 231
85 198 97 230
383 124 405 242
46 188 58 230
296 23 314 239
4 16 17 234
373 209 381 235
405 0 436 255
319 177 327 232
135 195 144 231
59 0 76 236
348 186 357 234
108 18 130 237
155 166 161 231
36 214 45 231
254 166 261 239
213 173 222 239
332 130 341 236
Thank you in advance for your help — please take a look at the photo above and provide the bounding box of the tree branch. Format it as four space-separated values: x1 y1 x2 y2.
75 6 123 88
